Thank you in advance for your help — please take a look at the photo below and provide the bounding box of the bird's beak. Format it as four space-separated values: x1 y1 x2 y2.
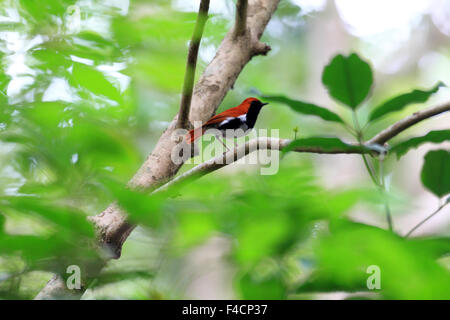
262 102 269 106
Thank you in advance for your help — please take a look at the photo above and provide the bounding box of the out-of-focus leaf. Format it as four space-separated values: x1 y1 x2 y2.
90 270 155 289
113 12 197 46
0 213 4 231
173 212 216 249
71 31 122 61
234 213 291 265
391 130 450 159
407 237 450 260
4 196 94 238
112 12 196 91
282 137 367 155
369 82 445 122
296 271 368 294
0 67 10 105
421 150 450 198
322 53 373 109
173 166 345 267
301 221 450 299
0 234 58 262
8 101 140 182
262 95 344 123
238 270 286 300
18 0 77 23
102 179 163 227
325 188 382 216
0 232 99 272
70 62 121 102
30 46 72 72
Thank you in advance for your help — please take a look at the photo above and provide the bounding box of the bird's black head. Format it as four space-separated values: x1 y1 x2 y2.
247 97 268 109
245 98 268 128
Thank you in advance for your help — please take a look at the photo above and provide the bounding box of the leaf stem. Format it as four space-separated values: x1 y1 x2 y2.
352 110 393 231
352 111 378 184
379 155 393 231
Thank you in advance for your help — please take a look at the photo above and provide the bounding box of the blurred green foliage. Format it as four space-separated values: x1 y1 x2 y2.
0 0 448 300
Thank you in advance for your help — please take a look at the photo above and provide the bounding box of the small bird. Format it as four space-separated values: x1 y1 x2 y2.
186 97 268 150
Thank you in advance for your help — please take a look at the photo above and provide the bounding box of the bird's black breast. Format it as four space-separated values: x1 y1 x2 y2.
245 101 264 128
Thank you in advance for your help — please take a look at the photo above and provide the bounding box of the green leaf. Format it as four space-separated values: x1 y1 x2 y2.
262 95 344 123
369 82 445 122
391 130 450 159
282 137 367 155
421 150 450 198
102 179 163 228
322 53 373 109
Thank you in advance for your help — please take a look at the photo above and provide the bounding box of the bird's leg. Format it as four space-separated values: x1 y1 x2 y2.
215 135 230 152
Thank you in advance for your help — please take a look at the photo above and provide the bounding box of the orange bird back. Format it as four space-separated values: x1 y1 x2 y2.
186 97 260 143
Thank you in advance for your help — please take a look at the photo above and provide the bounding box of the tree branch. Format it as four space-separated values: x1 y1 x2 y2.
156 102 450 193
176 0 210 130
153 137 355 193
367 101 450 145
35 0 281 300
234 0 248 38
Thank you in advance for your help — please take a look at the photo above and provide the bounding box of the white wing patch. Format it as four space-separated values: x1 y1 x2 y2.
238 114 246 122
219 117 234 126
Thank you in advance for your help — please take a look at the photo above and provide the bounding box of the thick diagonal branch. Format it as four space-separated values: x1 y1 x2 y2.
176 0 210 129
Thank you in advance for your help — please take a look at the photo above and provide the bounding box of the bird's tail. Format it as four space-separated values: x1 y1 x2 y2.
186 127 205 144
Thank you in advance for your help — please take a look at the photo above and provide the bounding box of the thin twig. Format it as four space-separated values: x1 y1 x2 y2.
405 201 449 238
234 0 248 38
176 0 210 129
352 111 378 185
